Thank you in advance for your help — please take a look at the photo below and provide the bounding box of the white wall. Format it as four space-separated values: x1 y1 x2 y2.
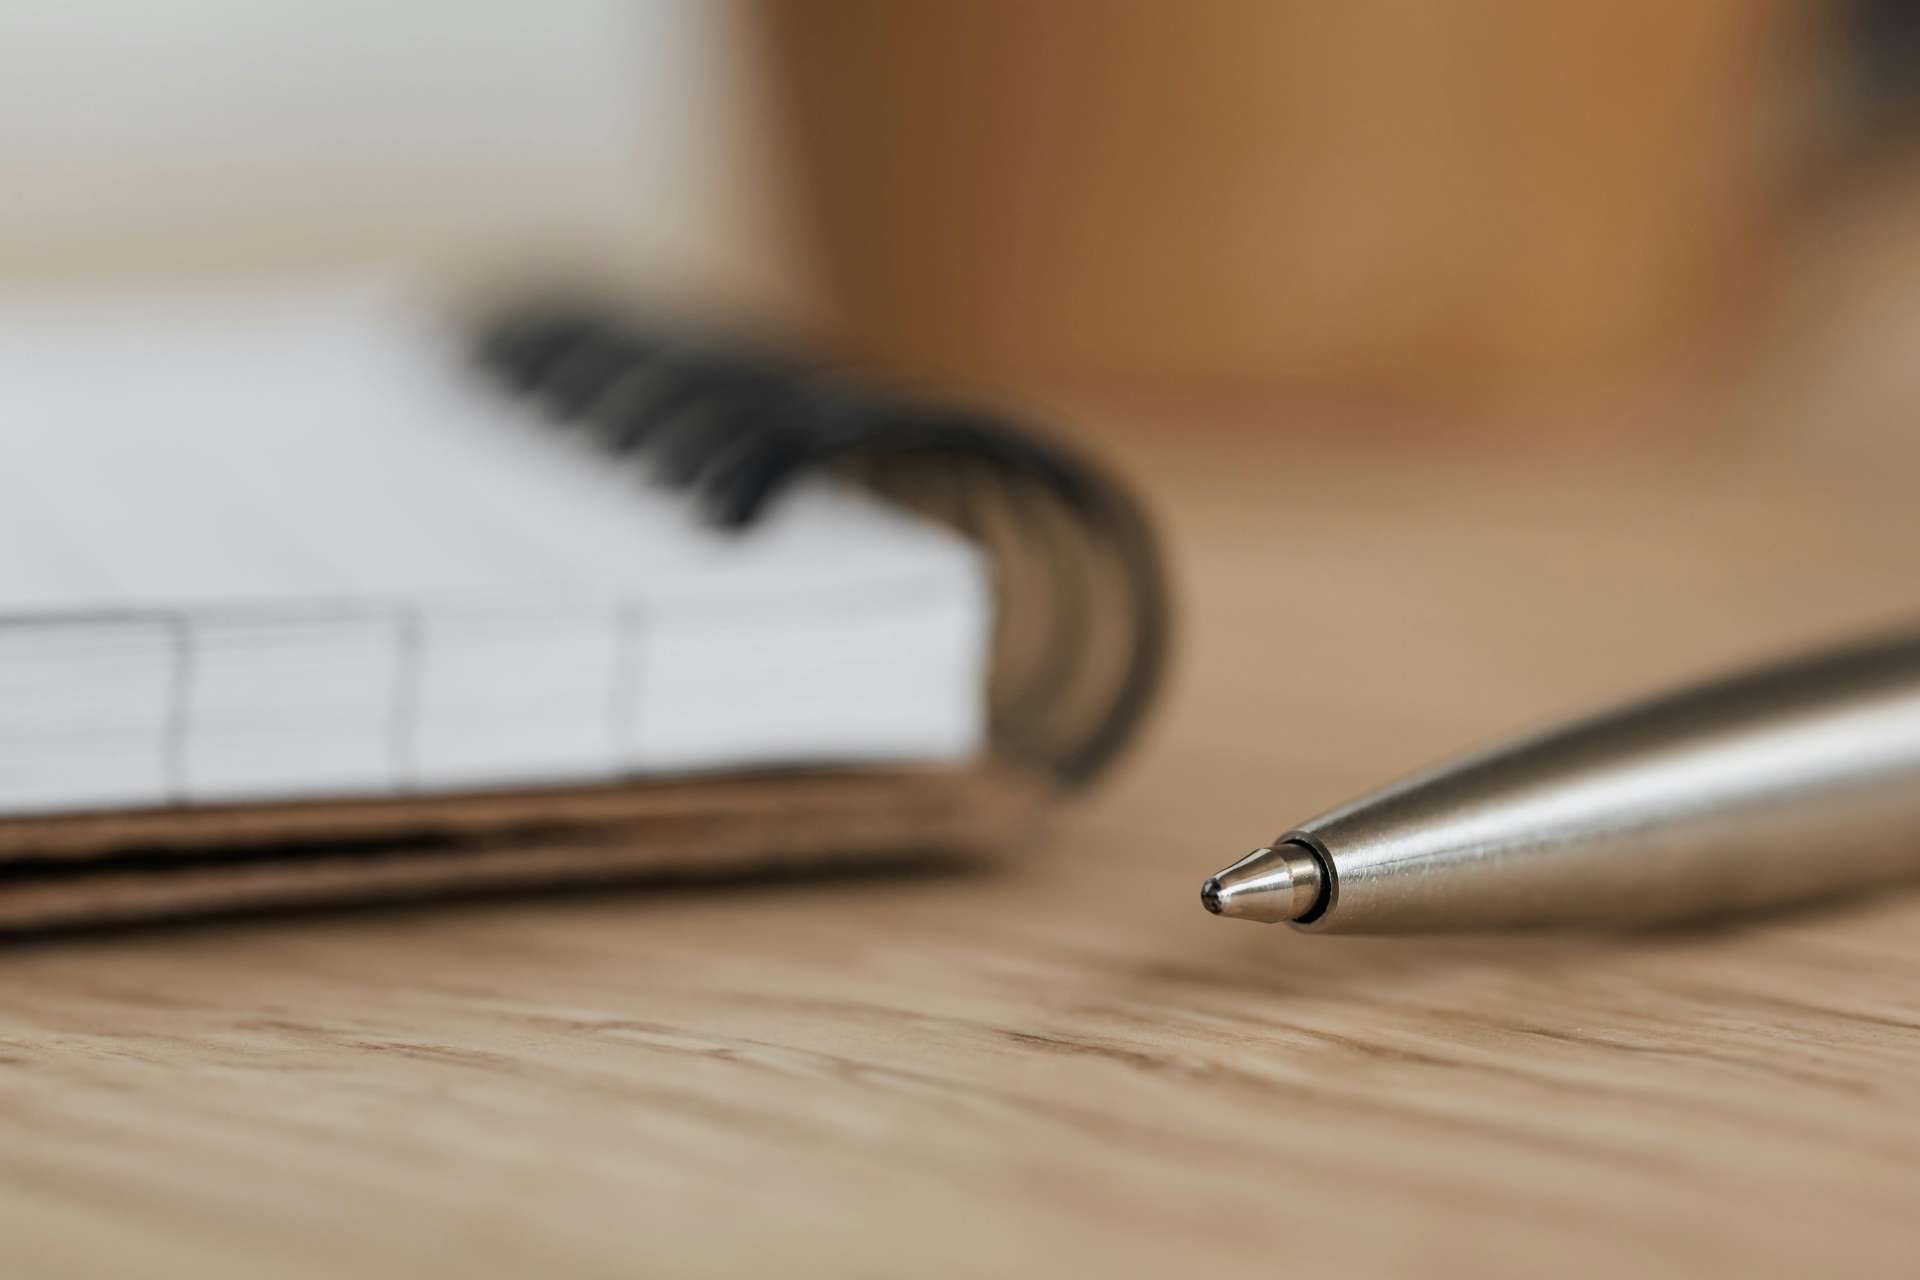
0 1 813 321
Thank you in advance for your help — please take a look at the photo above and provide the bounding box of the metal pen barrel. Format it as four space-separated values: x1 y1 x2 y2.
1205 630 1920 932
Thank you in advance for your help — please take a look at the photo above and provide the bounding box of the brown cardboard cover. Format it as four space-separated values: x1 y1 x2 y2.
0 767 1049 932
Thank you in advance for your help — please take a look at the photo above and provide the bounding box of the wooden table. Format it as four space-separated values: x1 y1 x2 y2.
5 399 1919 1278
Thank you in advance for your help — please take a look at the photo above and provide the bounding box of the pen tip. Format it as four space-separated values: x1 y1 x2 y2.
1200 877 1224 914
1200 844 1325 924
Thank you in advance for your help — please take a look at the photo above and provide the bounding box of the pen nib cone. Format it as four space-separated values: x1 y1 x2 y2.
1201 845 1323 924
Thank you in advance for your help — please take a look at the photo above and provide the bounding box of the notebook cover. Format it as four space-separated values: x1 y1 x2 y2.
0 767 1050 932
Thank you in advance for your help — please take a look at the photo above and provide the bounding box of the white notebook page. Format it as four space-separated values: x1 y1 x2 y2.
0 286 989 812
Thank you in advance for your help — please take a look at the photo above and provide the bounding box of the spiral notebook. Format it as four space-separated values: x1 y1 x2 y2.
0 286 1166 929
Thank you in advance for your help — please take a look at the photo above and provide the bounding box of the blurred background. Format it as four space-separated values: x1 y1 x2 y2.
6 0 1917 417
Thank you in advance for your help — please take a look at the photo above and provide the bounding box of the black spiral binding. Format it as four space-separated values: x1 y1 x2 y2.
473 304 1171 791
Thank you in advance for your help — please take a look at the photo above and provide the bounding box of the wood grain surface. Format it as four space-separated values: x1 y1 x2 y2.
5 391 1920 1278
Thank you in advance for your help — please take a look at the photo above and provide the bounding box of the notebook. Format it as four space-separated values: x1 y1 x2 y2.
0 286 1167 929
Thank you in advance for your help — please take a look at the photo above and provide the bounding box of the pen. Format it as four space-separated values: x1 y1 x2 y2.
1201 629 1920 932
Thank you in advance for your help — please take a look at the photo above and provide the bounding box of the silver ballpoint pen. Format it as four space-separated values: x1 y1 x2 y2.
1201 629 1920 932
